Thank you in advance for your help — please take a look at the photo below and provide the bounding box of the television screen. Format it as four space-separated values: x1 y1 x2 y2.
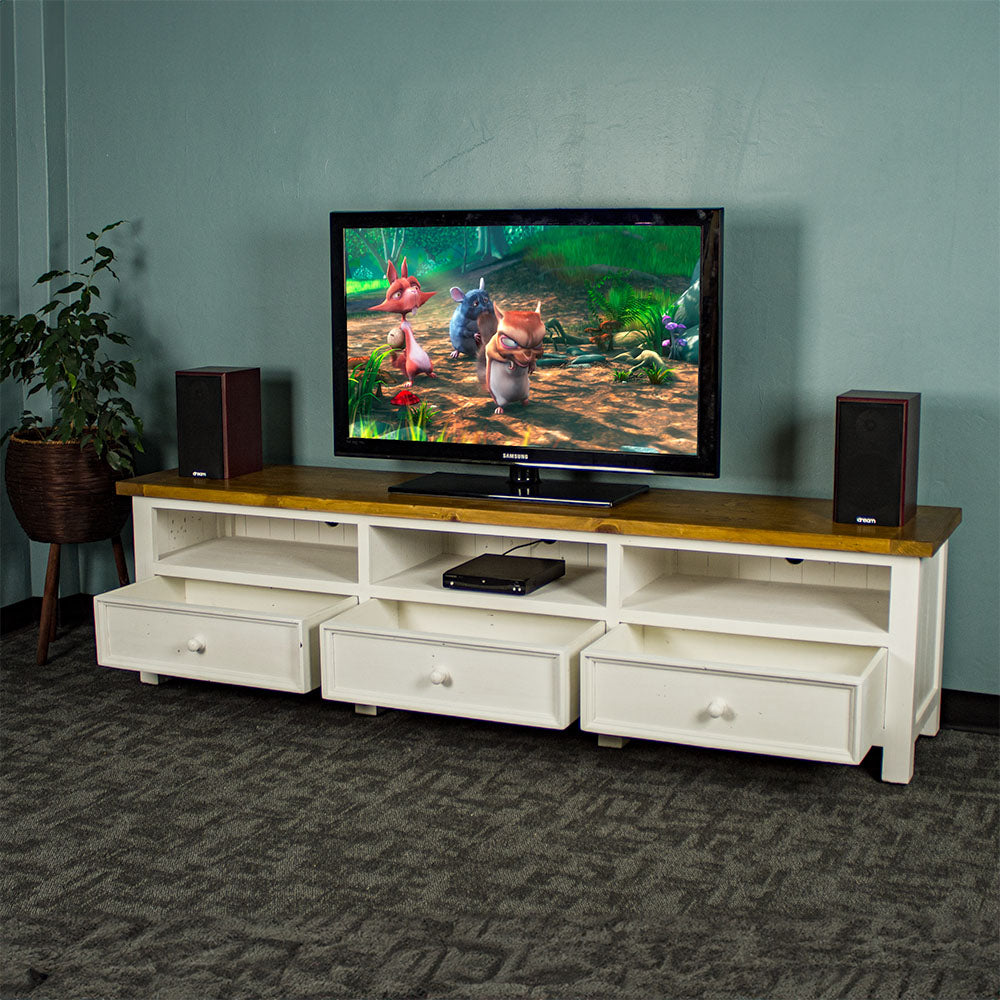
331 208 722 504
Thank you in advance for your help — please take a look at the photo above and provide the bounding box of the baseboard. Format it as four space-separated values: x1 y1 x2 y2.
940 688 1000 734
1 597 998 735
1 593 95 635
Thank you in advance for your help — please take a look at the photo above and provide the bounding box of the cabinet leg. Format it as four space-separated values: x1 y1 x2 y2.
597 734 630 749
139 671 163 686
920 693 942 737
111 535 130 587
354 704 382 716
36 543 61 666
880 739 916 784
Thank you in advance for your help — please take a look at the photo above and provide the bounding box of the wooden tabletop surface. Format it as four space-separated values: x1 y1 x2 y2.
118 465 962 558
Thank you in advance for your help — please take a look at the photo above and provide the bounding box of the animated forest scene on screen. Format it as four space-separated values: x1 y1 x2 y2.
342 224 702 454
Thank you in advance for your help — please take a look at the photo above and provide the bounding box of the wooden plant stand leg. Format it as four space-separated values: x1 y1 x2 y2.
37 543 61 666
48 582 58 641
111 534 130 586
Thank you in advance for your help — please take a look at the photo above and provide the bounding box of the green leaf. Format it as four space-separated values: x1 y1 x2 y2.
56 282 84 295
101 220 126 233
86 232 99 241
35 269 68 284
96 246 114 259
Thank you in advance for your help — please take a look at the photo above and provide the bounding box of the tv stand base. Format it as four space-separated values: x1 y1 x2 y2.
387 467 649 507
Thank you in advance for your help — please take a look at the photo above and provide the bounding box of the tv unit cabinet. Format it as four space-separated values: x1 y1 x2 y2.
94 466 961 784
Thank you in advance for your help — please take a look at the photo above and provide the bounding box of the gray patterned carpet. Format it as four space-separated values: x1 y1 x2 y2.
1 622 998 1000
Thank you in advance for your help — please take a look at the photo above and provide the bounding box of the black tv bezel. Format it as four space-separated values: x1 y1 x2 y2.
330 207 722 481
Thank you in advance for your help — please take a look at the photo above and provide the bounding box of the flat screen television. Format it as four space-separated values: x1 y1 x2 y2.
331 208 722 506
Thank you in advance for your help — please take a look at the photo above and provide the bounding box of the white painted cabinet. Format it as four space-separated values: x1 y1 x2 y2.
94 468 959 783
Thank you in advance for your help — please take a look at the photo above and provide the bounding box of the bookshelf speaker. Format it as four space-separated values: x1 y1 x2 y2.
176 367 262 479
833 390 920 527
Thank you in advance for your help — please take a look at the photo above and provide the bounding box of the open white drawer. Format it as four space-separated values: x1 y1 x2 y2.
320 599 604 729
94 577 356 693
581 624 887 765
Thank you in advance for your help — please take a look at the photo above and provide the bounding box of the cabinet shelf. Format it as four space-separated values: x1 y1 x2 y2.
154 536 359 593
620 573 889 644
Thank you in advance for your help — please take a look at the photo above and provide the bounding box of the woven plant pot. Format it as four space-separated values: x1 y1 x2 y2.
4 431 130 544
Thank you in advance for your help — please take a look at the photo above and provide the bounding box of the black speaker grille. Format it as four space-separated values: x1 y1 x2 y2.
177 375 224 478
834 400 906 525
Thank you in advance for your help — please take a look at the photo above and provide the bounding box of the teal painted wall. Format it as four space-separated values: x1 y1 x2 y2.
1 0 29 605
5 0 998 694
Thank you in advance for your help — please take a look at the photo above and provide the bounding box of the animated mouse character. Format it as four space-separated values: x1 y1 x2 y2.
478 301 546 414
448 277 495 358
369 257 436 386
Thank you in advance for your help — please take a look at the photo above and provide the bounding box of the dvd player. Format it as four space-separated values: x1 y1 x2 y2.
442 553 566 595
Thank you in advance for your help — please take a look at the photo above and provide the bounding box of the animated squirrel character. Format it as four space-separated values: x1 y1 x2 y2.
368 257 435 386
448 277 495 359
477 301 546 414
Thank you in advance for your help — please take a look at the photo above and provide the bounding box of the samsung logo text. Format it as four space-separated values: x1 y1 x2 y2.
502 452 529 461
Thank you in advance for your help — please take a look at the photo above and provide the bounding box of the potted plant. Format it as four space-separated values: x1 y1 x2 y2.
1 221 143 662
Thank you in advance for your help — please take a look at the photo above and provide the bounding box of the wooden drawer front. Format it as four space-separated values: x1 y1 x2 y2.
95 577 355 693
581 626 886 764
321 601 604 728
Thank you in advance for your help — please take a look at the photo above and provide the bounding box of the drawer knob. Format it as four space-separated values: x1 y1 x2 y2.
187 636 206 653
707 698 727 719
429 667 450 686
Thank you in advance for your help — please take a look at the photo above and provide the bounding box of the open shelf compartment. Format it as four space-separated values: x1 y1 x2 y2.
367 524 607 616
617 544 891 644
151 507 360 593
